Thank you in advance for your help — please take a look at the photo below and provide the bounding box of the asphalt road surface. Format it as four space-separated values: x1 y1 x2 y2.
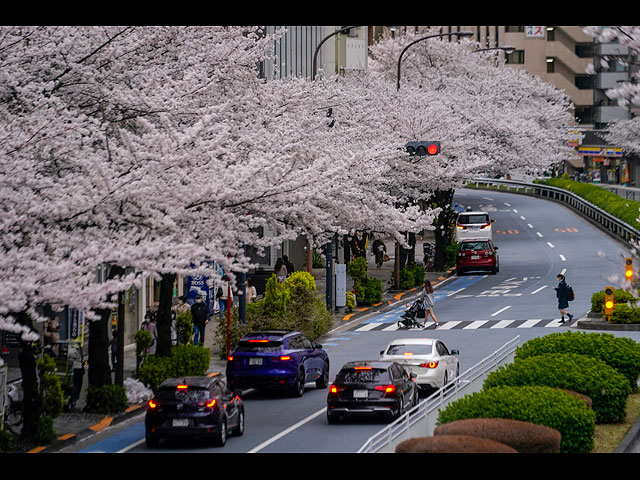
70 187 640 454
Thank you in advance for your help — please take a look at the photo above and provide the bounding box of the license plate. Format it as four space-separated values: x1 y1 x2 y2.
471 255 480 260
249 358 263 366
172 419 188 427
353 390 368 398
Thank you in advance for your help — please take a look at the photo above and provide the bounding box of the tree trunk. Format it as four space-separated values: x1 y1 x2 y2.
88 265 124 389
156 273 176 357
15 310 42 442
432 189 456 271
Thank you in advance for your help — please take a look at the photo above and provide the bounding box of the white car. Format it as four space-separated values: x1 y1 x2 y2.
455 211 494 242
379 338 459 393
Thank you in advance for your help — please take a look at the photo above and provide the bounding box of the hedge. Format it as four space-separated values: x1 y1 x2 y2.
515 331 640 392
137 344 210 392
395 435 517 453
484 353 631 424
536 177 640 228
437 385 596 453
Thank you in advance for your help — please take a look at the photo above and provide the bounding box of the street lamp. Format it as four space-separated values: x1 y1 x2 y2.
312 26 362 81
396 31 473 90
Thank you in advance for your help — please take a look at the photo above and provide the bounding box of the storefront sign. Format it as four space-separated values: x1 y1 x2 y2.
578 146 623 157
526 26 545 38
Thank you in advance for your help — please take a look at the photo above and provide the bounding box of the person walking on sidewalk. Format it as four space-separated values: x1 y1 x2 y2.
191 294 210 346
555 274 574 323
422 280 439 328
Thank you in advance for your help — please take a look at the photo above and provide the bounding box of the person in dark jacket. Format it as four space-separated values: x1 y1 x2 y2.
555 274 573 323
191 294 210 345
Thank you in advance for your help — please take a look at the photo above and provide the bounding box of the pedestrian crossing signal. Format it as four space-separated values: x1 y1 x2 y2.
604 286 614 318
625 258 633 281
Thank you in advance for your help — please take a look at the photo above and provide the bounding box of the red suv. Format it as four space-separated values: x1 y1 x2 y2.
456 239 499 276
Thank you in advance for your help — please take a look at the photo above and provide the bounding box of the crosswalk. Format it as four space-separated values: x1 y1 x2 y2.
349 317 568 332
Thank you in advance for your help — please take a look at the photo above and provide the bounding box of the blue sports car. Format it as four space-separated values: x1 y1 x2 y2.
226 330 330 397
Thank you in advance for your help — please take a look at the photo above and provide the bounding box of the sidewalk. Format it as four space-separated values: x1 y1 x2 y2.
14 233 454 453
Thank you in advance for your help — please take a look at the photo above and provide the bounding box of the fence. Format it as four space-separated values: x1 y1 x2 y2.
357 336 520 453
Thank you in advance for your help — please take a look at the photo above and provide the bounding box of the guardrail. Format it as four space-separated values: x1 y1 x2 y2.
466 178 640 245
357 336 520 453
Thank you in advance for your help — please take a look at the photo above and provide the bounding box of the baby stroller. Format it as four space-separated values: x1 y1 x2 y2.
397 296 425 329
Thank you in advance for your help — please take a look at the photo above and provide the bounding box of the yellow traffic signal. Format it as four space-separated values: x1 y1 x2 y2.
626 258 633 281
604 286 615 317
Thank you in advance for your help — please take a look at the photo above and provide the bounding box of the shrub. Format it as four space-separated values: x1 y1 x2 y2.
85 384 128 414
362 277 383 305
437 385 596 453
515 331 640 392
0 429 14 453
484 353 631 424
609 303 640 324
33 415 56 445
395 435 518 453
434 418 561 453
37 354 64 418
136 344 211 392
176 310 194 345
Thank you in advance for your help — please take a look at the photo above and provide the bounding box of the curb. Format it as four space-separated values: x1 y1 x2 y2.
30 404 146 453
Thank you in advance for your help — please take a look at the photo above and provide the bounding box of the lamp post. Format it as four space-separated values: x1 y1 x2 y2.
396 31 473 90
312 26 363 81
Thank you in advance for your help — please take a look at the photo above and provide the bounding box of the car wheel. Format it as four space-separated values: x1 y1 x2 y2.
232 407 245 437
456 268 464 276
316 360 330 389
145 434 160 449
213 417 227 447
291 367 305 397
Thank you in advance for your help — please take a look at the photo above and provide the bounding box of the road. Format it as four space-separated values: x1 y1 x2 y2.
69 187 640 453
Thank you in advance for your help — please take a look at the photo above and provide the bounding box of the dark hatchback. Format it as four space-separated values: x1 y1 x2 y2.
456 239 499 275
145 374 244 448
226 330 330 397
326 360 418 424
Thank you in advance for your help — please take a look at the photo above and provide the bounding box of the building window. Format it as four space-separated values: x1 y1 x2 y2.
575 75 593 90
505 26 524 33
546 58 555 73
506 50 525 64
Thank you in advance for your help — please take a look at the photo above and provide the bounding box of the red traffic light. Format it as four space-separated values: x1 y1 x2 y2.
405 141 440 156
427 143 439 155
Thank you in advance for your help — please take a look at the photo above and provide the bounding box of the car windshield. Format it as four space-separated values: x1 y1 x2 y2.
461 241 491 251
336 368 389 384
458 214 489 225
235 340 283 353
386 344 432 356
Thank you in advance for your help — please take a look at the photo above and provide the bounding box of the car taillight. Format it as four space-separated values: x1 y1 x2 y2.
148 399 158 409
375 385 396 394
228 355 234 361
329 384 345 394
279 355 292 361
420 361 439 369
456 224 466 230
480 222 491 229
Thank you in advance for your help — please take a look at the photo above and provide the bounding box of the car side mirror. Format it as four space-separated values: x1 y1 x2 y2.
410 372 417 379
380 350 384 356
494 246 498 250
492 219 496 223
451 349 459 355
314 344 323 350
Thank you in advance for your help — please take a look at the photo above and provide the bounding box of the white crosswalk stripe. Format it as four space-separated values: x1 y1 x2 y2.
351 318 569 332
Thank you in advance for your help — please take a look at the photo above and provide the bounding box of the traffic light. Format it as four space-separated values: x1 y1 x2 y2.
626 257 633 281
604 286 615 318
405 141 440 156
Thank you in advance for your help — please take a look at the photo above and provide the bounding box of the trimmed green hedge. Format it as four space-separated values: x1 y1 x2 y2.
437 385 596 453
137 344 210 391
515 331 640 392
484 353 631 424
536 178 640 228
590 288 640 324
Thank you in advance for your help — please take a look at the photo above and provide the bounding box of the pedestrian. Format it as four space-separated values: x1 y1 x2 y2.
422 280 439 328
110 329 118 371
283 255 295 276
191 294 210 345
555 274 574 323
246 278 257 304
174 295 190 315
217 276 233 319
142 312 158 355
275 258 288 282
43 317 60 356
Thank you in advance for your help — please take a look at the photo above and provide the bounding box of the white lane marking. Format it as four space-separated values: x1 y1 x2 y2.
527 224 533 228
536 232 543 237
561 268 566 275
356 323 381 331
520 216 526 220
247 407 327 453
547 242 555 248
531 285 547 294
513 209 519 213
546 319 564 327
490 306 511 317
437 321 462 330
559 254 566 261
447 288 466 296
504 203 511 206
